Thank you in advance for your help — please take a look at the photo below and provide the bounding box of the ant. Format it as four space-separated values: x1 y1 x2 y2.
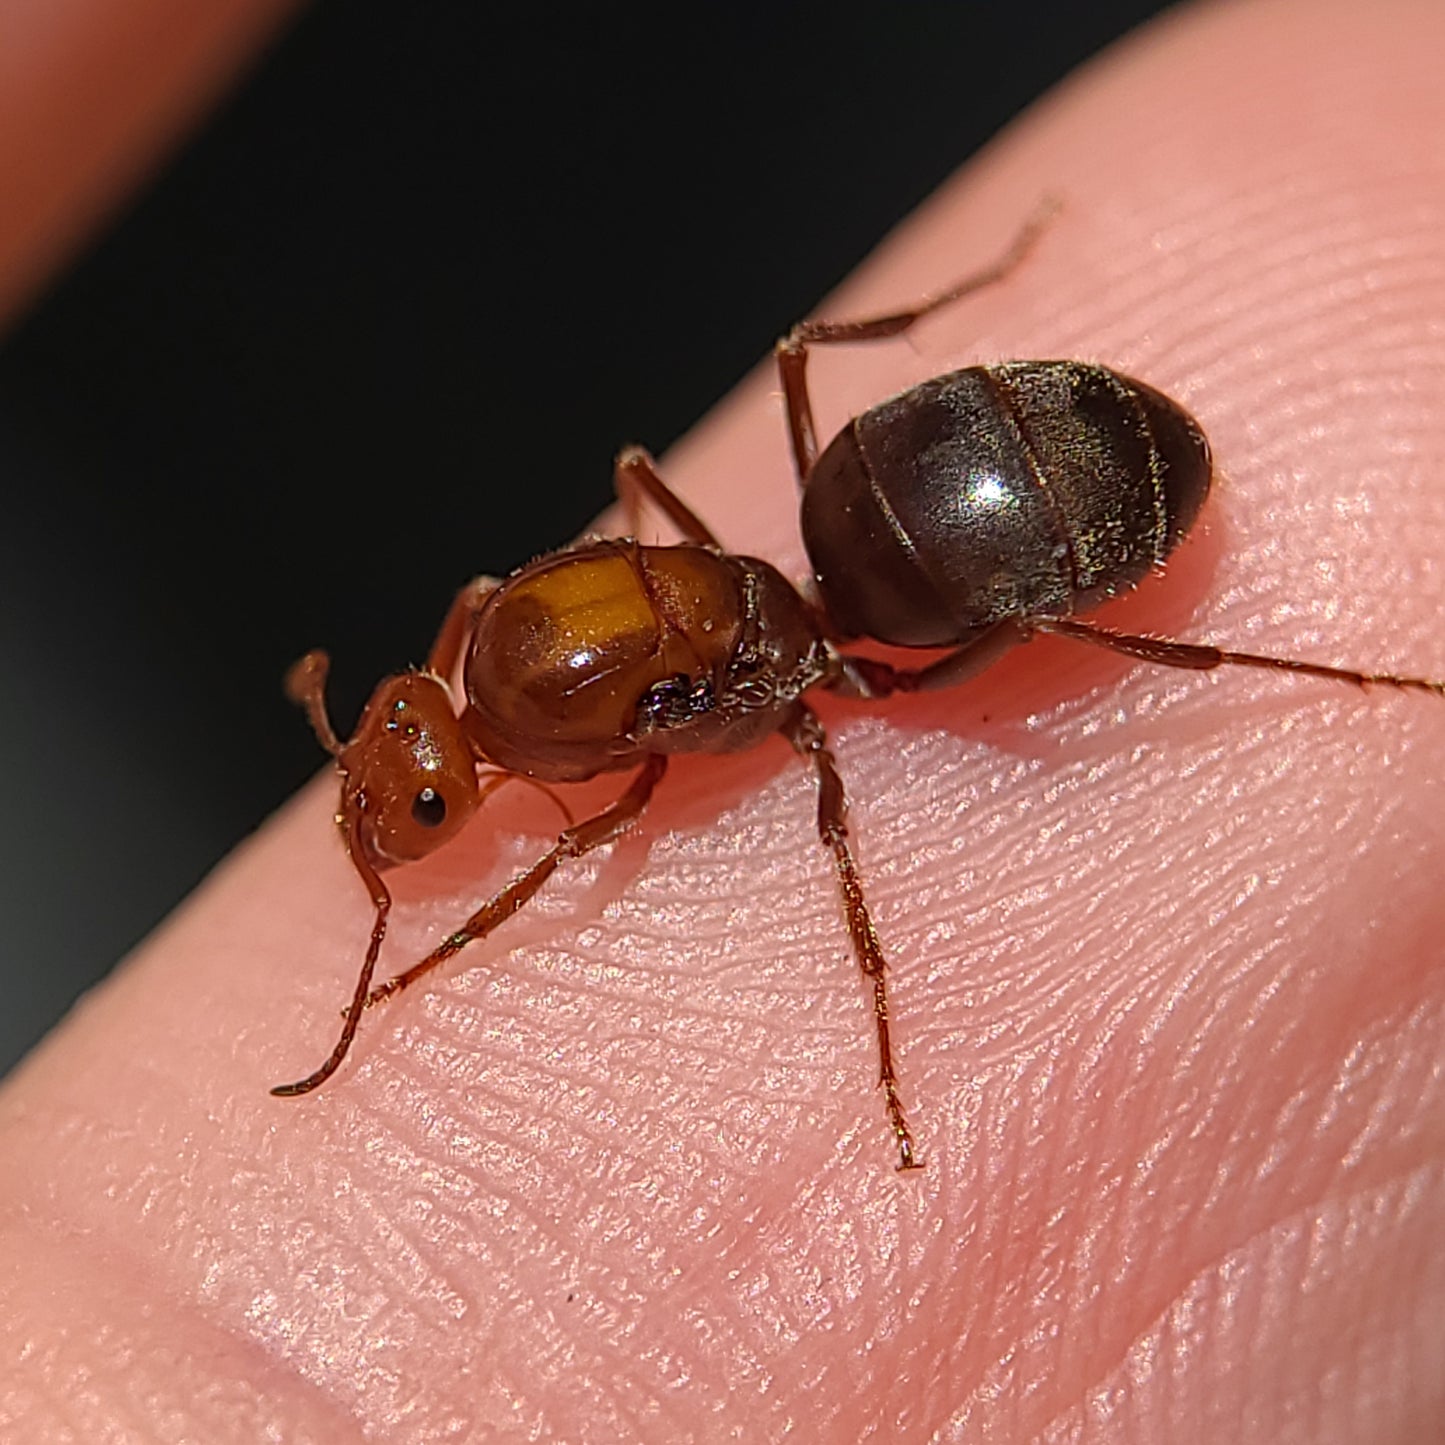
272 207 1444 1172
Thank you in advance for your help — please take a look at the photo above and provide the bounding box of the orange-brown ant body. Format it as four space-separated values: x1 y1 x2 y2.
274 213 1444 1171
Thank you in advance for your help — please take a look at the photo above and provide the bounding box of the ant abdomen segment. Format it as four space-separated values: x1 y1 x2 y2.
273 206 1444 1171
802 363 1212 647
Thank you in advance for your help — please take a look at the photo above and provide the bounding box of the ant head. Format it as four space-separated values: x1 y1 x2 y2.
339 673 481 868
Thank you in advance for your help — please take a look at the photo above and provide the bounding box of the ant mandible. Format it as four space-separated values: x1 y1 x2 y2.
272 207 1445 1172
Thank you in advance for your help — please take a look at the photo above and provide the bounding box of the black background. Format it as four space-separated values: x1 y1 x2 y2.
0 3 1172 1076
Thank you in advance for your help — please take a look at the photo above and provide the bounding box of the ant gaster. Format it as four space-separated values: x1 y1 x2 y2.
273 209 1445 1172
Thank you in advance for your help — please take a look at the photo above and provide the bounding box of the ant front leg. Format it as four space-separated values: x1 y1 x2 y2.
271 810 393 1097
428 574 502 683
360 753 669 1012
773 198 1058 482
614 445 722 547
784 704 923 1172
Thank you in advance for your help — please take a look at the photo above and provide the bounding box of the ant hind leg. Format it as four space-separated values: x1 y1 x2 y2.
1028 617 1445 697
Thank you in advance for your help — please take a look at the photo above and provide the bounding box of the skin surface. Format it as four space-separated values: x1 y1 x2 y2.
0 0 299 329
3 0 1445 1439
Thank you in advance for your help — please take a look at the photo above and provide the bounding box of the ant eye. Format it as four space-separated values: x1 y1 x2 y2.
411 787 448 828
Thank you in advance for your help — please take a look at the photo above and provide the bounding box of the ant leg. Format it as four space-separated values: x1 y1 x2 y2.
614 445 722 547
428 575 501 681
1028 617 1445 697
829 623 1030 700
831 614 1445 701
359 752 668 1011
784 704 923 1172
271 812 393 1097
774 198 1058 481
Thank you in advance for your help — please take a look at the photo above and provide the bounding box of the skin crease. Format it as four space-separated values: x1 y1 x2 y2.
2 0 1444 1440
